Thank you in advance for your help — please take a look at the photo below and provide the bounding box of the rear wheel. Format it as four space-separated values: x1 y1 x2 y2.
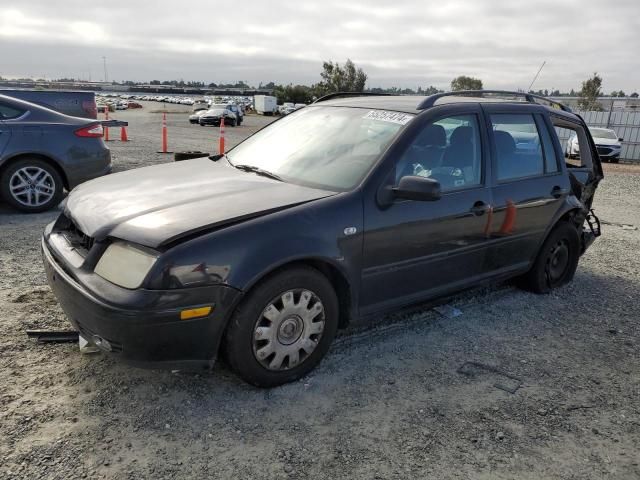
1 158 64 213
223 266 339 387
519 222 580 293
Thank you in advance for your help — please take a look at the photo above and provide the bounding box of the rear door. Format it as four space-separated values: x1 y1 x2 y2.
481 104 569 272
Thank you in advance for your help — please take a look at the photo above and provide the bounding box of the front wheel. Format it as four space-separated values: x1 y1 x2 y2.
223 266 339 387
519 222 580 293
1 158 64 213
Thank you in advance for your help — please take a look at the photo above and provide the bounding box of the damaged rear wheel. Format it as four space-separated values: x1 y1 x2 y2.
520 221 580 294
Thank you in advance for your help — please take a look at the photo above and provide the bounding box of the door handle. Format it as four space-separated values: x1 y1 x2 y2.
551 186 570 198
470 201 490 216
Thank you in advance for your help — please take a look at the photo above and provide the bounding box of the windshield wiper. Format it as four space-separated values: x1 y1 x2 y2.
233 164 283 182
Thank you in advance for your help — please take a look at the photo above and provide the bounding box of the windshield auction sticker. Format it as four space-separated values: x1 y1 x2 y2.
363 110 414 125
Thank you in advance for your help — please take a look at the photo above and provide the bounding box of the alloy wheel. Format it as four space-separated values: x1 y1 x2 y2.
9 167 56 207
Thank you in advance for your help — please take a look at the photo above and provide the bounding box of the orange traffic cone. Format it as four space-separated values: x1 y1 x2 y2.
157 112 172 153
104 108 110 141
219 117 225 154
120 126 129 142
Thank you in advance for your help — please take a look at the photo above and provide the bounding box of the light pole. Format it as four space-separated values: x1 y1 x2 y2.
102 56 108 84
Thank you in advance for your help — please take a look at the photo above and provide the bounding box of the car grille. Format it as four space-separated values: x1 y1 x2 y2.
60 217 95 253
597 146 613 155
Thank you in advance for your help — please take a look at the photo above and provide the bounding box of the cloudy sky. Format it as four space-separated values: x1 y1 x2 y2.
1 0 638 92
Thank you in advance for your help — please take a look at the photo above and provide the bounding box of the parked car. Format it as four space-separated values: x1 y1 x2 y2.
279 102 294 115
199 107 237 127
42 91 602 386
192 100 209 112
567 127 622 163
0 94 111 212
127 101 143 109
0 89 98 119
188 109 208 124
226 104 244 125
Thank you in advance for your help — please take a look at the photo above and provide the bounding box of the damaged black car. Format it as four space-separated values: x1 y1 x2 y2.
42 91 603 387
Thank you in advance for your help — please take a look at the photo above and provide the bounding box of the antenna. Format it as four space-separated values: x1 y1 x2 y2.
527 61 546 92
102 56 108 83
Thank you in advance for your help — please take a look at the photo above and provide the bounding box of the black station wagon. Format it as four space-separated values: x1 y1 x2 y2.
43 91 603 387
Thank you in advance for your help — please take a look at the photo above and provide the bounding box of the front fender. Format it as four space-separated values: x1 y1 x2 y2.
146 192 363 297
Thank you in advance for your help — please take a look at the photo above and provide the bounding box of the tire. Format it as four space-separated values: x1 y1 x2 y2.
520 221 580 293
610 158 619 164
1 158 64 213
223 266 339 387
174 151 210 162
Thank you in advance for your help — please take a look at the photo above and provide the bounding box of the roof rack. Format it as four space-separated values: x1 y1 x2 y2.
417 90 572 112
313 92 391 104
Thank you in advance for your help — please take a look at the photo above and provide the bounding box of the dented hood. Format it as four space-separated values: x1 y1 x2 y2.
65 157 335 248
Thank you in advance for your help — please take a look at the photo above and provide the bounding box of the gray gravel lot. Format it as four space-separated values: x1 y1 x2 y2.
0 104 638 479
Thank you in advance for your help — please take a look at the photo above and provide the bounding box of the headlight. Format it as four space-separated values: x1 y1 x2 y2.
94 241 158 289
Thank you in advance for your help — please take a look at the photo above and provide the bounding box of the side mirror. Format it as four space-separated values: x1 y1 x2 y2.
619 137 624 142
393 176 441 201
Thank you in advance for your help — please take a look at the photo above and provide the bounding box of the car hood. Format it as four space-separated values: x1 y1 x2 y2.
592 137 620 146
64 157 336 248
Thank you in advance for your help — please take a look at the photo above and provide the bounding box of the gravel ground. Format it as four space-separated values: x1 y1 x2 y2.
0 105 639 479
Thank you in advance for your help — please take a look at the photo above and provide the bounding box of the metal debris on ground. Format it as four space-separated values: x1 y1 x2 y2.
601 220 637 230
457 361 523 394
26 330 79 343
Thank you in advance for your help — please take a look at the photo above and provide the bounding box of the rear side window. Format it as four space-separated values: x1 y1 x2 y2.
490 114 544 181
0 103 25 119
553 120 593 169
536 116 559 173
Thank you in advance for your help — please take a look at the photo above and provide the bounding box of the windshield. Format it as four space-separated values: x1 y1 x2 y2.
211 104 229 109
589 127 618 140
226 106 413 191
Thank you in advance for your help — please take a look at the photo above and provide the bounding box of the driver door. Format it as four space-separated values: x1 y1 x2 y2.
360 106 494 315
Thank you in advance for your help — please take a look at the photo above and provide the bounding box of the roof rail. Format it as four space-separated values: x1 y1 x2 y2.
313 92 391 104
417 90 572 112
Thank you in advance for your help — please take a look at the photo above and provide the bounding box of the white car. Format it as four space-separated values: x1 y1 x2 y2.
567 127 622 163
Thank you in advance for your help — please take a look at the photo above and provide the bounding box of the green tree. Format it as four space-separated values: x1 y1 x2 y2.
577 73 603 111
315 59 367 97
450 75 483 91
273 84 314 104
631 92 639 98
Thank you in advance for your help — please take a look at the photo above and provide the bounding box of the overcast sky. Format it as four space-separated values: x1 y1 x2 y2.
1 0 638 92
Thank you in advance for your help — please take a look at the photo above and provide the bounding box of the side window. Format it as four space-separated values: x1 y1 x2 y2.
536 115 559 173
553 121 593 169
0 103 25 120
395 114 482 192
490 114 544 181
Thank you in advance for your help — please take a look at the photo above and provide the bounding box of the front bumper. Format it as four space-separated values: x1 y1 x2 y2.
42 236 242 369
199 117 223 126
